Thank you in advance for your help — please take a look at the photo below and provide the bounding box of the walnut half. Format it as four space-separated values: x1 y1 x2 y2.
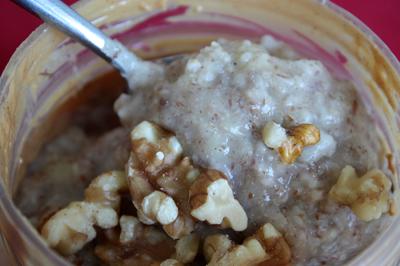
329 165 393 221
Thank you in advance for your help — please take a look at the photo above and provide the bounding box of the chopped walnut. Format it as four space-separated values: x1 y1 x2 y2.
278 124 320 164
157 158 199 239
119 215 143 244
96 243 170 266
203 234 233 262
85 171 127 209
174 233 200 263
263 122 320 164
130 121 183 176
127 121 193 228
329 165 394 221
189 170 248 231
41 171 127 255
211 238 268 266
127 121 199 238
96 217 176 266
97 216 198 266
262 121 287 149
252 223 292 266
289 124 320 146
206 223 291 266
149 233 200 265
163 214 196 240
137 208 158 225
126 153 154 210
142 191 179 225
41 202 118 255
127 160 195 238
156 157 200 199
128 121 247 238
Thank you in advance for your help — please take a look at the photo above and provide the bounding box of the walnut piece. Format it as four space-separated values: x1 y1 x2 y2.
203 234 233 262
41 202 118 255
289 124 320 146
142 191 179 225
119 215 143 244
41 171 127 255
205 223 291 266
329 165 393 221
85 171 127 209
98 215 198 266
212 238 267 266
252 223 292 266
262 122 320 164
96 243 159 266
278 124 320 164
127 121 247 239
126 153 154 210
130 121 183 176
174 233 200 263
128 121 247 238
150 233 200 265
162 214 195 240
262 121 287 149
189 170 248 231
127 121 196 238
96 215 176 265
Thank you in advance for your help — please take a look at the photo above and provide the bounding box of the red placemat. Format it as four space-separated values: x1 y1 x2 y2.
0 0 399 72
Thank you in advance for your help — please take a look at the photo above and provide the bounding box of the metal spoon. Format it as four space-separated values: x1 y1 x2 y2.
13 0 163 90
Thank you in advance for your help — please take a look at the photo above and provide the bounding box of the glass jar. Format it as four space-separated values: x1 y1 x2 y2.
0 0 399 265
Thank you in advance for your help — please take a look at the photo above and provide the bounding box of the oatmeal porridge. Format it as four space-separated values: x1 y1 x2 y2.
16 36 398 266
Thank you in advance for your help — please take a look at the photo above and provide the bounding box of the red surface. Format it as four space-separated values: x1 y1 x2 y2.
0 0 399 72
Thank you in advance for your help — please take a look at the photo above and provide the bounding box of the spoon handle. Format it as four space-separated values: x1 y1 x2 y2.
13 0 151 84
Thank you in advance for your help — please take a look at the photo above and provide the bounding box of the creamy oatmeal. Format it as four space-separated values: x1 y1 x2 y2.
16 36 397 266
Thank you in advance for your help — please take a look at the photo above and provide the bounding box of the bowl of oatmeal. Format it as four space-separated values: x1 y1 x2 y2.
0 0 399 265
